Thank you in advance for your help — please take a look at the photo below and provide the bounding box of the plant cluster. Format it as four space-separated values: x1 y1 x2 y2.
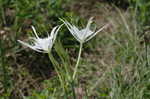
17 17 108 98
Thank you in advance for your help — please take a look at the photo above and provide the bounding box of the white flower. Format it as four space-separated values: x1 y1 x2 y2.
18 25 62 53
61 17 108 43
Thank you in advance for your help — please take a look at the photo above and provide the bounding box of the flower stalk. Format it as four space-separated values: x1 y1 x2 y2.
47 52 68 97
73 43 83 80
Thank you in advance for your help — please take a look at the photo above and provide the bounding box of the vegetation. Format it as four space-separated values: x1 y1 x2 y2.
0 0 149 99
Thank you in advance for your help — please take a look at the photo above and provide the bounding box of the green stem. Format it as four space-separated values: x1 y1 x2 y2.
2 58 8 93
0 39 8 98
0 2 6 25
70 80 76 99
145 42 149 67
73 43 83 80
61 57 70 81
47 52 68 98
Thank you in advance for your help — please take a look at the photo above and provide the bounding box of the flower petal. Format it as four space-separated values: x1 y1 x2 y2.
85 24 109 42
50 26 59 38
18 40 43 53
31 26 39 39
86 17 93 29
81 17 94 42
52 24 63 43
18 40 34 49
60 19 81 42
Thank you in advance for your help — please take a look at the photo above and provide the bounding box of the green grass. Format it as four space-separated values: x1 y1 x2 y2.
0 0 150 99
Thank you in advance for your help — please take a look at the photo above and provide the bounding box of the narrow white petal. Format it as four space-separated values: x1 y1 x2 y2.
46 32 50 37
94 24 109 34
72 32 82 42
32 47 44 53
86 17 93 29
60 18 73 29
18 40 43 53
52 24 63 43
31 26 39 39
50 26 59 38
18 40 34 49
60 19 80 34
71 26 82 42
85 24 109 42
60 19 82 42
62 20 74 32
79 28 93 41
82 17 94 41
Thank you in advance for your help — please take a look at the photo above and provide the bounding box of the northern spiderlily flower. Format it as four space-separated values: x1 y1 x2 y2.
18 25 62 53
61 17 108 44
61 17 109 79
